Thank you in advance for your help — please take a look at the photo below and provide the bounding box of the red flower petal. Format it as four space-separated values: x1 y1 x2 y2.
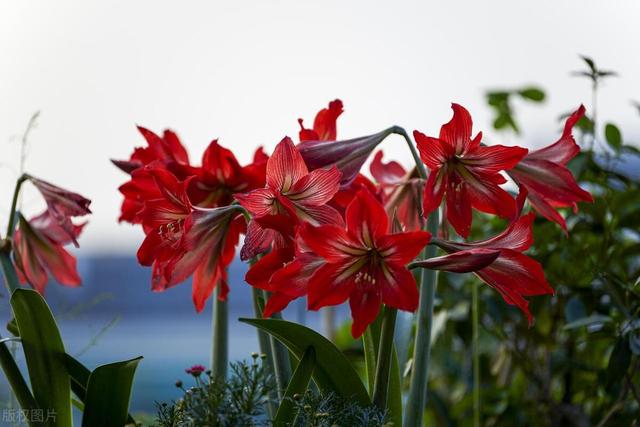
376 231 431 266
307 263 356 310
346 189 389 244
349 283 382 338
379 265 419 312
288 166 342 206
370 151 406 185
415 131 454 170
439 103 475 155
462 144 528 174
266 137 309 192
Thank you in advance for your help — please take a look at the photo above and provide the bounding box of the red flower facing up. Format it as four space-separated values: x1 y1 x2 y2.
508 105 593 233
234 137 342 260
189 141 267 208
28 176 91 247
415 104 528 237
113 126 193 225
431 191 553 324
298 99 344 142
112 126 191 175
13 212 85 294
299 189 431 338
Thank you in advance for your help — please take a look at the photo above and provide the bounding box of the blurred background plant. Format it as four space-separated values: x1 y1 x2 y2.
331 56 640 427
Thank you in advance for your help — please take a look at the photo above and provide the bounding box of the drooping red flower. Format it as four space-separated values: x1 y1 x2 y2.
508 105 593 233
28 176 91 246
160 205 245 312
299 189 431 338
12 212 85 294
415 104 528 237
298 99 344 142
431 191 553 324
234 137 342 260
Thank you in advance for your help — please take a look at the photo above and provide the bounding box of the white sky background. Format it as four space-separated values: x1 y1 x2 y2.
1 1 638 253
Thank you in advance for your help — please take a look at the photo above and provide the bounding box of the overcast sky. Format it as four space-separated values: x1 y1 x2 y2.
1 1 638 253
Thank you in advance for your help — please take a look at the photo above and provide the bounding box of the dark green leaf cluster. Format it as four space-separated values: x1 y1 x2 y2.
155 359 274 427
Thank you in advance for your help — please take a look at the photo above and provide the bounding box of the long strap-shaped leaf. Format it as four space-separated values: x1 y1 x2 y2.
81 357 142 427
0 338 39 422
240 318 370 405
273 346 316 426
11 289 72 427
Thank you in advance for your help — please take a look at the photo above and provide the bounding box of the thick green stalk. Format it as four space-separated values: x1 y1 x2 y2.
251 287 278 417
372 307 397 410
404 210 439 427
265 299 292 399
398 125 441 426
472 282 481 427
211 285 228 379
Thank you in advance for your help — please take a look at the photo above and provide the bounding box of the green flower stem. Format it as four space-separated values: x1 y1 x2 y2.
400 126 440 427
372 306 397 410
211 284 228 379
6 174 29 239
264 297 292 399
472 281 481 427
251 287 278 417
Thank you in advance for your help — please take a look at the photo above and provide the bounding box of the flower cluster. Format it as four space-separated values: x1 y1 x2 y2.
114 100 592 337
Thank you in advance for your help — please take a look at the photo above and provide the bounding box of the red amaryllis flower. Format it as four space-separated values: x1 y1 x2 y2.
507 105 593 233
136 167 193 267
234 137 342 260
113 127 195 224
298 99 344 142
112 126 190 174
431 192 553 324
12 212 85 294
28 176 91 246
415 104 528 237
160 205 245 312
299 189 431 338
189 141 267 208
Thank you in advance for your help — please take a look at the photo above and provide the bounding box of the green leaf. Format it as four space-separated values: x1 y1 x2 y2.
518 87 545 102
6 318 19 336
81 357 142 427
64 353 138 426
273 346 316 426
563 314 612 331
605 123 622 151
11 289 72 427
606 336 631 390
0 339 39 417
239 318 370 405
